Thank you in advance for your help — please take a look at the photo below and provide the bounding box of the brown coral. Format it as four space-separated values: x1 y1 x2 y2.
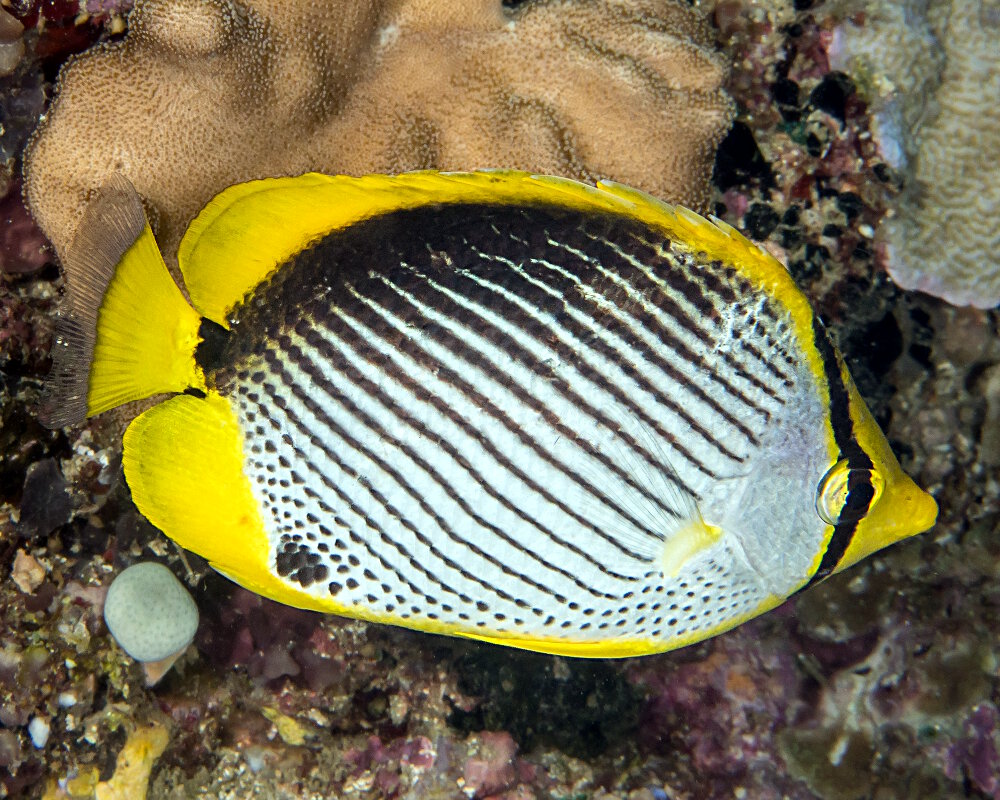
24 0 733 263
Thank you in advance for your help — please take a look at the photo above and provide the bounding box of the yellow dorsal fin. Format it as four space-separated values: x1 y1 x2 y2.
177 170 809 328
179 170 609 325
41 175 205 427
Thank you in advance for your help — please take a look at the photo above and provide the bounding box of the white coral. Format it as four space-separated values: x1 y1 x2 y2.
832 0 1000 308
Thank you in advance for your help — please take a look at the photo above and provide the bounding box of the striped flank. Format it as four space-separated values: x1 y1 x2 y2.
212 203 819 647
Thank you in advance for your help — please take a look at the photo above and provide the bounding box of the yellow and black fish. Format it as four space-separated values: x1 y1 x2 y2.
42 171 937 658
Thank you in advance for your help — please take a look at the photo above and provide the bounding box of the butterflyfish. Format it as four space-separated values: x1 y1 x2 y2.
42 171 937 658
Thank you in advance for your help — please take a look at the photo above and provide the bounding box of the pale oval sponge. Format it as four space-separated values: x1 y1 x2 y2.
103 562 199 663
24 0 734 265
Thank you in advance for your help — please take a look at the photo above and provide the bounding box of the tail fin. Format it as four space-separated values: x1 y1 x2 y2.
40 175 205 428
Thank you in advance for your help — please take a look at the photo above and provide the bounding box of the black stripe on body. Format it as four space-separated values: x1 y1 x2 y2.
526 222 790 415
249 370 566 629
614 232 793 404
345 270 683 540
258 352 568 611
216 204 792 430
271 334 631 602
313 282 666 562
443 246 753 464
245 385 462 605
512 236 770 439
288 316 648 584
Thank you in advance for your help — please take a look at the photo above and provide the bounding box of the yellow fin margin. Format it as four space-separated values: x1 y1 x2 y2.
178 171 816 338
123 391 327 611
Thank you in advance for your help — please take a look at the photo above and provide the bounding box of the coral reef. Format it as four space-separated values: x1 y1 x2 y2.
0 179 48 276
829 0 1000 308
24 0 734 265
1 0 999 798
0 8 25 77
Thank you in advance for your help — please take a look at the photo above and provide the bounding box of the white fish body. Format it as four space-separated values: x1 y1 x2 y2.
42 171 938 657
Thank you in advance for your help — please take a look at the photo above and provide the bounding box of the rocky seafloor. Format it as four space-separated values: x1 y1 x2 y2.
1 1 998 798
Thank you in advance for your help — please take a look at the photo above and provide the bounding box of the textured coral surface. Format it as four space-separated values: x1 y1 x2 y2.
2 1 999 799
830 0 1000 308
24 0 734 265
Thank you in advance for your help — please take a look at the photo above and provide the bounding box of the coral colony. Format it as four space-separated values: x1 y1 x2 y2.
830 0 1000 308
24 0 733 266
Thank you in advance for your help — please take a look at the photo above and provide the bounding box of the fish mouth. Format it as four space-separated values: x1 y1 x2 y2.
872 470 938 541
836 470 937 572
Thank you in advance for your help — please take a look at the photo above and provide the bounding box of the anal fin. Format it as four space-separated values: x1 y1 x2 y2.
122 390 327 611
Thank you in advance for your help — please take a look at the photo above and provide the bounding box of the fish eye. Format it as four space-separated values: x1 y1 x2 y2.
815 459 884 526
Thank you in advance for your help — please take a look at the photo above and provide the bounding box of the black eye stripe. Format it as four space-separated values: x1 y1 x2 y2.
801 318 875 589
844 471 876 516
834 470 876 525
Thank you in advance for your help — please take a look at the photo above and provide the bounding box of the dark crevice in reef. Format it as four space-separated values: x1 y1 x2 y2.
448 647 642 759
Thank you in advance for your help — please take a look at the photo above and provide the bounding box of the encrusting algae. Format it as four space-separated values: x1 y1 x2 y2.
41 169 937 657
24 0 734 265
42 723 168 800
